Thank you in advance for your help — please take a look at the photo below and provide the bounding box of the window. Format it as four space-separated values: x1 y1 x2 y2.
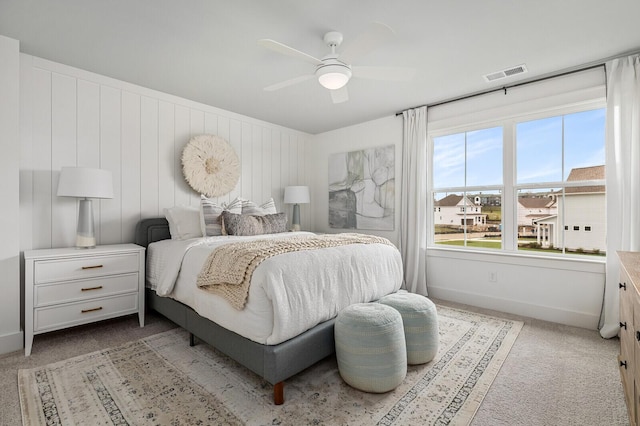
429 91 606 257
516 109 605 256
432 127 503 249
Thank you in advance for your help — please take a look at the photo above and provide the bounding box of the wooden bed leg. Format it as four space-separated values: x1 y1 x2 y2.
189 332 195 347
273 382 284 405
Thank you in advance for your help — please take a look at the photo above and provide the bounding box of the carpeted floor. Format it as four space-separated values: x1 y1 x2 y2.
0 299 628 425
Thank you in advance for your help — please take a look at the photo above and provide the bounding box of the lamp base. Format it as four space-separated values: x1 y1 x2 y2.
76 199 96 248
75 235 96 248
291 203 301 232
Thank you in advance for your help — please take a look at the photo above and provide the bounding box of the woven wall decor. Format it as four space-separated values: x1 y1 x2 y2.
182 134 240 197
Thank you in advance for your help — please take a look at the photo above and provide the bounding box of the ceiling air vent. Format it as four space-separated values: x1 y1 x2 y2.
483 64 528 83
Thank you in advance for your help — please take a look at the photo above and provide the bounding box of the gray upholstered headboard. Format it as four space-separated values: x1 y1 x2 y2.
135 218 171 248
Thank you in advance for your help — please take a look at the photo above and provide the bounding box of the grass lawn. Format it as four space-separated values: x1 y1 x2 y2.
482 206 502 222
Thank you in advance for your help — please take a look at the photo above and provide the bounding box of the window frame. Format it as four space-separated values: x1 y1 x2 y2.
427 98 606 258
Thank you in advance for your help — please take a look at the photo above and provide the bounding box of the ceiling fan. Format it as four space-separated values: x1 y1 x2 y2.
258 22 416 104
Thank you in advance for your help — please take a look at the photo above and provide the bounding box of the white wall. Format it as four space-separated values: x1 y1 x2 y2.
0 36 22 354
310 115 403 246
312 112 606 330
427 250 605 328
19 55 311 252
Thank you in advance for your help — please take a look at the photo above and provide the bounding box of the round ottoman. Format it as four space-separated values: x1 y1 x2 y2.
378 292 439 365
334 303 407 393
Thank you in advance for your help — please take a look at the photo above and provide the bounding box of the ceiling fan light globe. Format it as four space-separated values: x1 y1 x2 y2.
317 64 352 90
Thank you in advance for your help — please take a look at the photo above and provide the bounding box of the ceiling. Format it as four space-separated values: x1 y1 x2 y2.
2 0 640 135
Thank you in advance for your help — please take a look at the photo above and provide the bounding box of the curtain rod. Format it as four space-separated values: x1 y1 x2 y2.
395 48 640 116
395 63 605 116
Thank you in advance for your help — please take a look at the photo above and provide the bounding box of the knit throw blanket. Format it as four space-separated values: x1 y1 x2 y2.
196 233 394 310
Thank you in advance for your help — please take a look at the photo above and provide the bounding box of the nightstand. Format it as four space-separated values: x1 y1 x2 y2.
24 244 146 356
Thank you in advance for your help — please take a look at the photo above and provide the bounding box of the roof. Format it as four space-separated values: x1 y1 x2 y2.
567 165 605 181
434 194 463 207
518 197 555 209
565 165 605 194
565 185 606 194
434 194 476 207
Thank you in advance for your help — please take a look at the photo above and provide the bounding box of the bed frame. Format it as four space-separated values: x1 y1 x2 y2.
135 218 336 405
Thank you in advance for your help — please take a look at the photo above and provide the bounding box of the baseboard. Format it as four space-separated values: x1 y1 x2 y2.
0 330 23 355
428 286 601 330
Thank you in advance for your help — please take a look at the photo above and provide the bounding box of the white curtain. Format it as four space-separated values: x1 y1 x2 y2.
400 106 428 295
600 54 640 338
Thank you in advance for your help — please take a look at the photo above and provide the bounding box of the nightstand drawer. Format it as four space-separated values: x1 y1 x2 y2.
34 253 139 284
34 273 139 306
34 293 139 333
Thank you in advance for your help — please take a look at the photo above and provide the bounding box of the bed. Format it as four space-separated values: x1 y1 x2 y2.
135 217 403 404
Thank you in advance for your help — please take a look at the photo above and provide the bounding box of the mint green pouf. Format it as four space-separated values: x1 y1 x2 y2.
378 292 439 365
334 303 407 393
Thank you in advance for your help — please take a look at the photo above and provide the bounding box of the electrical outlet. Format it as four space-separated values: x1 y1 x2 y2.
489 271 497 282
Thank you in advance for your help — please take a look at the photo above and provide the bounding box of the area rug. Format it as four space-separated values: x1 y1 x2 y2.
18 305 523 425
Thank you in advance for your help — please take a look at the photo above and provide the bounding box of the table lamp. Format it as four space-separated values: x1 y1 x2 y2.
57 167 114 248
284 186 310 231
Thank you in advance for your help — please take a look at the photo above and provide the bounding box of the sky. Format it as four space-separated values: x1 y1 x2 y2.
433 108 606 190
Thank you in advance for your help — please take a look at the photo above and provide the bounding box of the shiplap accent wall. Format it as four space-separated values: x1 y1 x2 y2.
19 55 311 250
0 35 21 354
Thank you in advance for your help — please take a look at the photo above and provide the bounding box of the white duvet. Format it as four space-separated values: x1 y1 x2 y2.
147 232 403 345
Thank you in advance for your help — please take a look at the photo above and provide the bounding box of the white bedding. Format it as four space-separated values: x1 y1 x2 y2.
146 232 403 345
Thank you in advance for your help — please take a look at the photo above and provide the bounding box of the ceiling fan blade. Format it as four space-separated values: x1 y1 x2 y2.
352 66 417 81
264 74 315 91
338 22 395 65
330 86 349 104
258 39 323 66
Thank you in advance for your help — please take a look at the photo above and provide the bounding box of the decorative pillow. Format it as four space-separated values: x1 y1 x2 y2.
224 196 244 212
241 198 277 216
200 195 242 236
164 205 203 240
221 211 288 236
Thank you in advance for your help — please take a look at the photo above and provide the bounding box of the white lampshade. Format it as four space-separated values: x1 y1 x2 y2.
57 167 113 248
317 64 352 90
284 186 310 204
57 167 114 199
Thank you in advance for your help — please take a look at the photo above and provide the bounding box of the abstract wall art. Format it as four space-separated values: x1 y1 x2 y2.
328 145 395 230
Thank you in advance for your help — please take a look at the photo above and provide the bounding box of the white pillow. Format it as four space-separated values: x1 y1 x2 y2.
241 198 277 215
200 195 243 236
164 205 203 240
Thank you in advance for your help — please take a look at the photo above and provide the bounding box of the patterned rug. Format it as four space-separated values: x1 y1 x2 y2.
18 305 523 425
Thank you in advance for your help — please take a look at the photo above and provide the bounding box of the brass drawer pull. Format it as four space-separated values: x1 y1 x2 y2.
81 307 103 314
81 285 103 292
82 264 104 270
